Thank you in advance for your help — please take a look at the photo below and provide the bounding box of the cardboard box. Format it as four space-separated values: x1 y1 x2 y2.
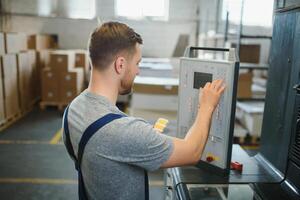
17 52 31 112
74 50 90 81
41 68 59 102
19 33 28 52
36 50 51 98
28 34 58 50
49 50 75 73
36 50 51 69
4 32 27 53
17 51 37 112
133 76 178 95
60 68 84 89
27 50 38 102
133 84 178 95
27 35 38 50
236 101 264 137
59 68 84 103
74 50 88 67
240 44 260 63
237 71 253 98
2 54 20 119
74 50 90 82
0 33 5 55
234 122 248 137
231 43 261 64
4 33 20 54
0 57 5 123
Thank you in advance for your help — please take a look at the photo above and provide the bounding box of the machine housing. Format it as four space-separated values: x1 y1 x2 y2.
177 47 239 175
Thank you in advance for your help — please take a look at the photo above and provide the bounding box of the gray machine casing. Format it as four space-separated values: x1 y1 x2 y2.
177 47 239 174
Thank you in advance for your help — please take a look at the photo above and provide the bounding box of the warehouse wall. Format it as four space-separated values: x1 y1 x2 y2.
2 0 273 61
2 0 198 57
198 0 273 64
3 16 96 50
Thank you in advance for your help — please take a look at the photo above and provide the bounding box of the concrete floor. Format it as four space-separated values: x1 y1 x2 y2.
0 108 165 200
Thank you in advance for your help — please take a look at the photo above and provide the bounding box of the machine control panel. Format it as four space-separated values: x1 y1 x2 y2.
177 47 239 174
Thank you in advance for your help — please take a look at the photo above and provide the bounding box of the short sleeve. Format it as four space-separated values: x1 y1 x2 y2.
94 117 174 171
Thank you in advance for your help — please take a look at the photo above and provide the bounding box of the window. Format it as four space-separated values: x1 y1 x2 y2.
222 0 274 27
2 0 56 17
115 0 169 21
1 0 96 19
59 0 96 19
37 0 56 16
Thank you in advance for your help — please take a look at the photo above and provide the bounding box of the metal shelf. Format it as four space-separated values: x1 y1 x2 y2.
240 34 272 39
240 62 269 70
237 97 265 102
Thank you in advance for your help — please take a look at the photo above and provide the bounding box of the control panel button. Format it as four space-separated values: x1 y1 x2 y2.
206 156 214 162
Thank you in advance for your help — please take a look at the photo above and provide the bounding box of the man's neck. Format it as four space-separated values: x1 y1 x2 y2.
87 70 119 105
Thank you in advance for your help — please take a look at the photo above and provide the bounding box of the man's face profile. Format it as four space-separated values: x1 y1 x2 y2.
119 44 141 95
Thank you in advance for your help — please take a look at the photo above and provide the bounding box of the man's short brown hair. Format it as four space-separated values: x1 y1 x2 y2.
88 21 143 70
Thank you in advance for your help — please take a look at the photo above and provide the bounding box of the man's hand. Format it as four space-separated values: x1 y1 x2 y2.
161 79 226 168
199 79 226 113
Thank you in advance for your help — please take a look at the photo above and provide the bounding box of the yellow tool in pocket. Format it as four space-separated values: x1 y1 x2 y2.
154 118 169 133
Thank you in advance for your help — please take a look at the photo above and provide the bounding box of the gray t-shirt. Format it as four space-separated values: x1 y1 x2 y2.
63 90 174 200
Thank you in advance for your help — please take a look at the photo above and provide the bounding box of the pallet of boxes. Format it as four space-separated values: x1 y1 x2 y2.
40 50 84 111
233 43 266 144
27 33 59 99
73 49 90 85
0 32 45 130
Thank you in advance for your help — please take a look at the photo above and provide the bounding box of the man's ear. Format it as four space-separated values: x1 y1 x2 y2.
114 56 125 75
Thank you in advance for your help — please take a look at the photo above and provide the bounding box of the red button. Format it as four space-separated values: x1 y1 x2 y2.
231 161 243 171
206 156 214 162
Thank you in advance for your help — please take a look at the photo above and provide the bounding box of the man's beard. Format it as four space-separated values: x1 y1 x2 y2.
119 77 134 95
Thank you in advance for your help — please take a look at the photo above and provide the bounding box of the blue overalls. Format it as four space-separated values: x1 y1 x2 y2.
63 106 149 200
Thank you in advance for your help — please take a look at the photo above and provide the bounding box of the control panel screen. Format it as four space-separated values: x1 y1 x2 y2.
193 72 213 89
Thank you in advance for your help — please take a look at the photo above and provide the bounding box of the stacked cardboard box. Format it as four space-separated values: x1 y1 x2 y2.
0 32 26 121
0 33 5 55
2 54 20 119
36 49 51 69
35 49 52 97
74 49 90 83
4 32 28 54
41 50 84 104
236 101 264 137
27 50 39 103
60 68 84 104
0 33 5 123
41 70 59 102
17 52 31 112
0 31 59 128
231 43 261 64
27 34 58 98
27 34 58 102
19 33 28 52
0 57 5 124
237 70 253 98
28 34 58 50
1 32 34 118
239 44 261 64
17 51 39 112
27 34 58 99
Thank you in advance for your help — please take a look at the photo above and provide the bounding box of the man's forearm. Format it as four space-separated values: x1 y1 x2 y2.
184 106 214 162
161 80 224 168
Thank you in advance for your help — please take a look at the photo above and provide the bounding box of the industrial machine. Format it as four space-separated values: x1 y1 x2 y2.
166 3 300 200
252 2 300 199
177 47 239 175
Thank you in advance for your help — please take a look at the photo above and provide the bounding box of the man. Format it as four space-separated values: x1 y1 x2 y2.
63 21 225 200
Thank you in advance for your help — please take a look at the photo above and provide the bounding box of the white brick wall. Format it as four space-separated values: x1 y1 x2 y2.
2 0 199 57
2 0 273 61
